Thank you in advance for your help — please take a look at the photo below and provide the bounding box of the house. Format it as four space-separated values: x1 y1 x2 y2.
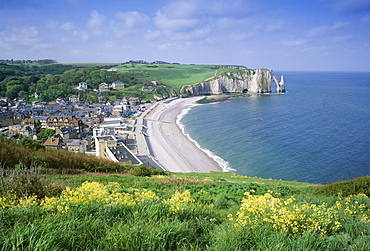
97 92 105 103
0 100 8 107
112 81 124 89
95 135 117 158
55 127 78 143
32 116 48 129
22 118 41 133
99 83 111 92
106 144 142 165
55 98 67 104
69 95 79 103
46 115 83 134
128 97 140 106
0 97 11 104
0 110 13 123
34 92 42 99
112 105 130 117
77 82 88 90
66 139 87 153
19 125 37 137
142 85 149 91
122 98 128 105
93 127 115 137
43 137 62 149
94 135 142 165
8 124 22 135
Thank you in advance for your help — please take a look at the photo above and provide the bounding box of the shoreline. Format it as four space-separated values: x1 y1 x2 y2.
143 97 225 173
176 104 234 172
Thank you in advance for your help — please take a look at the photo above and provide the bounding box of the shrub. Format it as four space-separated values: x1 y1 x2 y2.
128 165 166 177
0 164 65 199
0 138 131 173
314 176 370 197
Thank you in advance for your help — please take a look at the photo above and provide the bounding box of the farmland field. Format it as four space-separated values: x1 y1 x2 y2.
115 63 219 90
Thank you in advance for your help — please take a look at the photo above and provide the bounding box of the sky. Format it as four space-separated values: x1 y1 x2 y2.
1 0 370 71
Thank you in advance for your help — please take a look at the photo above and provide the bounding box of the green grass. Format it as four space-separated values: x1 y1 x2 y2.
1 139 369 250
116 63 218 90
1 172 369 250
60 62 121 67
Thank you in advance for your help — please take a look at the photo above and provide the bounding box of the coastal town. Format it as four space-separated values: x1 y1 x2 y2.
0 80 164 169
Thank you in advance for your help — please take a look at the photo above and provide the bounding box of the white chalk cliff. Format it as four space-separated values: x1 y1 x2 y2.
185 68 285 95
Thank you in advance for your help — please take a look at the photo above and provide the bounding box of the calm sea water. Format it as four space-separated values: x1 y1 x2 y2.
181 72 370 184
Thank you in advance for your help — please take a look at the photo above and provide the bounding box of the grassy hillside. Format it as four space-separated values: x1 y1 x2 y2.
1 61 253 102
116 63 219 90
60 63 120 67
1 144 370 250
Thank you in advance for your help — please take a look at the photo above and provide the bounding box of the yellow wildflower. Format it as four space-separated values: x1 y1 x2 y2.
165 190 195 212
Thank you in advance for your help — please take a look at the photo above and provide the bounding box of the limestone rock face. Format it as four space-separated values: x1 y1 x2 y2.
277 75 285 93
186 68 284 95
189 75 248 95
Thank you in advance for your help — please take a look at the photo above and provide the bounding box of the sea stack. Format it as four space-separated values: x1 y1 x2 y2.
277 75 285 93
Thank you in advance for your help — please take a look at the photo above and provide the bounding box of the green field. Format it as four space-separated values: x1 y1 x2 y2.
60 62 121 67
116 63 219 90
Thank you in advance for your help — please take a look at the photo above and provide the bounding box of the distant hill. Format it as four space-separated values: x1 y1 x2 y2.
1 61 243 102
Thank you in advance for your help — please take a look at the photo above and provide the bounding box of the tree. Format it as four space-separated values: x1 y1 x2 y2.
19 137 45 150
18 90 26 98
37 129 55 140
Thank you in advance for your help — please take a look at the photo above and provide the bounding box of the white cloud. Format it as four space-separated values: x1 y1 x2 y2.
216 17 251 28
68 49 82 55
73 30 89 41
4 26 39 45
308 21 351 38
104 40 116 49
0 26 53 57
332 21 350 30
61 22 74 31
154 10 202 33
144 30 161 40
115 11 149 29
231 33 253 41
110 11 150 38
153 0 256 41
242 49 254 55
87 10 106 35
308 25 330 37
332 34 353 42
67 0 82 7
281 39 308 47
265 20 285 32
34 43 52 49
158 0 201 19
158 43 171 50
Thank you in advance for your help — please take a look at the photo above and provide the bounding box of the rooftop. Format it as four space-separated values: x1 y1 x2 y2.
108 145 142 165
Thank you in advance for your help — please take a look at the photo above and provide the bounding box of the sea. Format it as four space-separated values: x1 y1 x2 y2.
179 71 370 184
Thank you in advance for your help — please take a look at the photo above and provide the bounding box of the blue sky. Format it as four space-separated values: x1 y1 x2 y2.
1 0 370 71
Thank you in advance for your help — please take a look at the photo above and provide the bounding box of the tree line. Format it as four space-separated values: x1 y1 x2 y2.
0 63 148 102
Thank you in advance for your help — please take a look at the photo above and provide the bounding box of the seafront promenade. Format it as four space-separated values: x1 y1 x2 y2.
135 97 222 173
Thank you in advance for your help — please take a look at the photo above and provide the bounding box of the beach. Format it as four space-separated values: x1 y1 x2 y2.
142 97 223 173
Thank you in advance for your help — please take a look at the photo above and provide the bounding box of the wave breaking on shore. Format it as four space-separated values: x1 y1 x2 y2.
176 104 235 173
